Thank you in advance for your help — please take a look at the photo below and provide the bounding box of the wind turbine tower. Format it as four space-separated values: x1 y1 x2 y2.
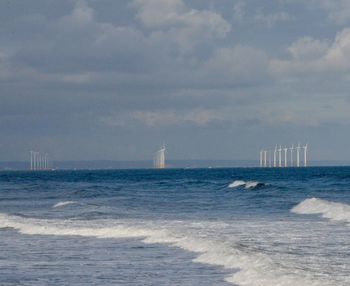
264 150 267 167
278 145 282 167
296 144 301 167
273 146 277 167
45 153 48 170
154 144 166 169
30 151 34 170
33 152 37 170
260 150 263 167
303 144 308 167
284 146 288 167
290 145 294 167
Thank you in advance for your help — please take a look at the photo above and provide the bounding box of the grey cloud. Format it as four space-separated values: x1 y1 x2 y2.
270 28 350 75
1 0 350 161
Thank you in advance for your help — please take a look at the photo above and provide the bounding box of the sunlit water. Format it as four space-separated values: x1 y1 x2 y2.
1 167 350 286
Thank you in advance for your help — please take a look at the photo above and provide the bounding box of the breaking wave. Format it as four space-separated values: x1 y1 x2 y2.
291 198 350 223
228 180 264 189
0 213 326 286
53 201 78 208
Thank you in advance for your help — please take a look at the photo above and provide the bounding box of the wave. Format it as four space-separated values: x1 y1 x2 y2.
228 180 264 189
0 213 327 286
291 198 350 223
53 201 78 208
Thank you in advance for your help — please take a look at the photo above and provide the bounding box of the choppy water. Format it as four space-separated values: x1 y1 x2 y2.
1 167 350 286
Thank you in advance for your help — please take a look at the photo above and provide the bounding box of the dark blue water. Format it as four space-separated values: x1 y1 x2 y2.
1 167 350 285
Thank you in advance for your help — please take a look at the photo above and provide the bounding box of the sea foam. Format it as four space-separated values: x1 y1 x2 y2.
291 198 350 223
228 180 263 189
0 213 327 286
53 201 78 208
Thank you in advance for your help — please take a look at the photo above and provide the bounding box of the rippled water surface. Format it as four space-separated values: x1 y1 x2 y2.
1 167 350 286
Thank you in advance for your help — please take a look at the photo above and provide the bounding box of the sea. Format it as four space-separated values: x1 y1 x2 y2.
0 167 350 286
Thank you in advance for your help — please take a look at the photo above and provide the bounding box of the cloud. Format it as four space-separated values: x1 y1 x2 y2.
233 2 246 22
101 108 229 127
2 0 350 160
131 0 231 51
271 28 350 75
60 0 94 27
287 37 330 60
311 0 350 25
200 45 269 85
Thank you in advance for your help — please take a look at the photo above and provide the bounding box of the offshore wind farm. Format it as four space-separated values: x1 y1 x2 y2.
29 151 50 171
259 144 308 168
2 1 350 286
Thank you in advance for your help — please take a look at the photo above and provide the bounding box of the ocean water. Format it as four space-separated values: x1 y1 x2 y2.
0 167 350 286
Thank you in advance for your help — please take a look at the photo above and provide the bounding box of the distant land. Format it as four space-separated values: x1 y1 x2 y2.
0 160 350 171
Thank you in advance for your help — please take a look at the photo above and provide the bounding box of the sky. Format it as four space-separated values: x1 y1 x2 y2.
1 0 350 162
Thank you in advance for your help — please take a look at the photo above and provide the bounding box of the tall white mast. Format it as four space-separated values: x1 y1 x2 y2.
260 150 263 167
273 146 277 167
268 150 272 167
30 151 33 170
284 146 288 167
303 144 308 167
38 153 41 170
154 144 166 169
278 145 282 167
264 150 267 167
45 153 48 170
33 152 37 170
290 145 294 167
161 144 165 168
296 143 301 167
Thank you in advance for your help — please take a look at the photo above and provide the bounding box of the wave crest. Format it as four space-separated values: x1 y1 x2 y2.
228 180 264 189
0 213 327 286
53 201 78 208
291 198 350 223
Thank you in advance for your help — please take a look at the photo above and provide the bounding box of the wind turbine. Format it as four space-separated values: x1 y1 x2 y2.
284 146 288 167
45 153 48 170
38 153 42 170
260 150 263 167
303 144 308 167
278 145 282 167
30 151 33 170
273 145 277 167
296 143 301 167
264 150 267 167
33 151 37 170
289 145 294 167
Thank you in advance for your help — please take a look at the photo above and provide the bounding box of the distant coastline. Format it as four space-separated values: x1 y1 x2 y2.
1 160 350 171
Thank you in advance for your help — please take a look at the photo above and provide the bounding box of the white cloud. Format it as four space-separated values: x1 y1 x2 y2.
102 108 229 127
131 0 231 51
233 2 246 22
324 28 350 70
288 37 330 60
271 28 350 75
60 0 95 28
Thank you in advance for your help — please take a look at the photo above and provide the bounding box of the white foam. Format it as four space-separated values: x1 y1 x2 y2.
244 181 260 189
292 198 350 223
228 180 263 189
228 180 246 188
0 213 328 286
53 201 78 208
